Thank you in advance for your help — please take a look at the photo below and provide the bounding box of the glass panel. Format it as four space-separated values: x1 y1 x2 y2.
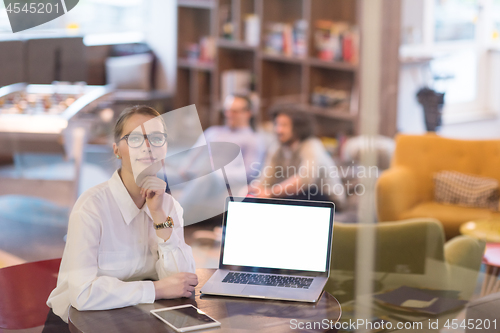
434 0 478 42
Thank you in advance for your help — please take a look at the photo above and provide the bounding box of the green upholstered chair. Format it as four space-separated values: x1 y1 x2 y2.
325 218 485 302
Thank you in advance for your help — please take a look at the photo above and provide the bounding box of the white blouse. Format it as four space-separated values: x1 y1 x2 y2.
47 170 196 323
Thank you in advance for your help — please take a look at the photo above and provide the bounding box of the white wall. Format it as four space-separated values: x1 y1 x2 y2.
145 0 177 93
398 0 430 134
401 0 424 45
487 50 500 115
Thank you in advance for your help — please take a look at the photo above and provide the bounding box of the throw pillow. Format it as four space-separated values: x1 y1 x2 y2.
434 171 499 211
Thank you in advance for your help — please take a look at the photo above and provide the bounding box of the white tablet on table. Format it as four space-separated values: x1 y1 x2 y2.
150 304 221 332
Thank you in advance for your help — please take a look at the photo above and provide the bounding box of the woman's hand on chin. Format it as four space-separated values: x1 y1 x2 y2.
139 176 167 214
154 272 199 299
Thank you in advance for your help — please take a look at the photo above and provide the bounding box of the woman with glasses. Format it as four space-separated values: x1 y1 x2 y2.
44 105 197 332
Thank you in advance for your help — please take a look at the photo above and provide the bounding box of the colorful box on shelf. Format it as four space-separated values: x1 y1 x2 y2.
184 36 216 63
314 20 359 65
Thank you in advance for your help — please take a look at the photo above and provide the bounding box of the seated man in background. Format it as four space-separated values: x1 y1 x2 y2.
250 106 346 209
176 94 265 225
181 94 264 182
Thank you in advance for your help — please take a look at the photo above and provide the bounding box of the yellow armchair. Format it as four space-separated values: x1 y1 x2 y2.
377 134 500 239
377 166 418 222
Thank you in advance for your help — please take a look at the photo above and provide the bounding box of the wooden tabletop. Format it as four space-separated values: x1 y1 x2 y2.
460 220 500 243
69 269 341 333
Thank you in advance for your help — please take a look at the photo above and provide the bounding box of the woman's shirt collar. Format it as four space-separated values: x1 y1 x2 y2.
108 170 153 225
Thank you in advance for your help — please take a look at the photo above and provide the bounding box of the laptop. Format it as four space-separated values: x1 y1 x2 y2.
200 197 335 302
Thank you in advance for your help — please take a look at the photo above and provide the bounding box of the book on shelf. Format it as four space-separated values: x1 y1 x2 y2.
342 28 360 65
282 24 293 57
293 20 307 58
264 20 307 58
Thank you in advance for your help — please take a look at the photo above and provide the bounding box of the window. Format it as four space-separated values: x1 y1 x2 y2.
0 0 148 37
434 0 478 42
492 0 500 41
400 0 498 118
430 49 477 104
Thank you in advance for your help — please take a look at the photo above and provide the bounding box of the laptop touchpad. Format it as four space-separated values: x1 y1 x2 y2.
242 285 309 298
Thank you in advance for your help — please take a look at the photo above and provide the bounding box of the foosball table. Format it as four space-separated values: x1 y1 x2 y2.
0 82 113 207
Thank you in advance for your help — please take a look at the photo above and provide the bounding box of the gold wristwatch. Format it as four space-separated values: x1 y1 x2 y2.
154 216 174 230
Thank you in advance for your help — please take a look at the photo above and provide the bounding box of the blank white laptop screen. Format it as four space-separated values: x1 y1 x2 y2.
222 201 332 272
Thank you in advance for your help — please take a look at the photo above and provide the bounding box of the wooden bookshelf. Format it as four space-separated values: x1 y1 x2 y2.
217 39 257 51
177 58 215 71
260 53 305 65
175 0 361 136
307 57 357 71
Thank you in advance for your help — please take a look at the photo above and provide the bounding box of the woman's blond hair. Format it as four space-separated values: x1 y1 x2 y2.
113 105 166 142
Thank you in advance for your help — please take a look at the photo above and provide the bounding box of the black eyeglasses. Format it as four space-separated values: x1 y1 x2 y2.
120 133 168 148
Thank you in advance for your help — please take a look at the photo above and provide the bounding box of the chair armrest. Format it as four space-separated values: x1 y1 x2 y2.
376 166 418 221
444 235 485 271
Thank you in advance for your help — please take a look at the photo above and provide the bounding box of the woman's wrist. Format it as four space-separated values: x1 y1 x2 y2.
153 280 162 300
151 210 167 226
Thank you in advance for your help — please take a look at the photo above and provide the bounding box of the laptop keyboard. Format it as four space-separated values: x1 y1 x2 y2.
222 272 313 289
